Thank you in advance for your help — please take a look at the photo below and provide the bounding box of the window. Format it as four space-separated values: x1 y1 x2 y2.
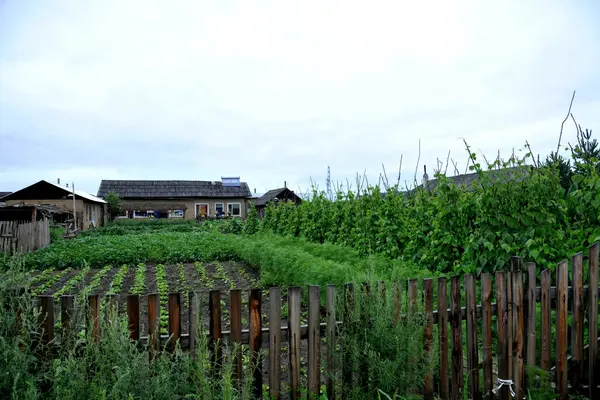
195 203 209 217
117 210 128 218
215 203 224 216
133 210 152 218
227 203 241 217
169 209 184 218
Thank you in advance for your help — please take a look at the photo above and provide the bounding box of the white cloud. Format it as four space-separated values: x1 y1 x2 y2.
0 0 599 194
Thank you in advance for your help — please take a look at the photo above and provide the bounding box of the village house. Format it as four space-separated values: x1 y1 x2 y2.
96 177 253 220
0 180 106 229
252 186 303 218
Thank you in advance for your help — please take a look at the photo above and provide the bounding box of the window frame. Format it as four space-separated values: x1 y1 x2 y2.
194 203 210 217
169 209 184 218
215 203 224 216
227 202 241 217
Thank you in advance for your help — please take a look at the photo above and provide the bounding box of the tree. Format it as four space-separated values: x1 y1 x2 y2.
105 191 122 221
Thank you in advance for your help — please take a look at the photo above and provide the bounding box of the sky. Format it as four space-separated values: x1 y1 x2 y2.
1 0 599 196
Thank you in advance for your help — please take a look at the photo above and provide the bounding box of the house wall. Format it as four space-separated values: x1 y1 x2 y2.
119 198 248 220
4 199 104 230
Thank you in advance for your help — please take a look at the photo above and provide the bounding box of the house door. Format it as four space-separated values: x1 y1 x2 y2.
195 203 209 217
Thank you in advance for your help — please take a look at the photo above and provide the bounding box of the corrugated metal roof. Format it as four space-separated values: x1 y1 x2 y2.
46 181 106 203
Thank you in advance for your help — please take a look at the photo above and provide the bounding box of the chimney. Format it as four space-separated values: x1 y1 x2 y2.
57 178 61 185
254 188 256 194
284 181 287 188
422 165 429 188
66 183 69 188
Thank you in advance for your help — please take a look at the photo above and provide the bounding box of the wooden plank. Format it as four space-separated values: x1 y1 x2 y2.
556 260 568 400
308 285 321 398
359 283 370 391
496 272 509 400
437 278 449 400
230 289 242 386
168 293 181 353
540 269 551 371
393 281 402 324
423 279 434 400
512 269 524 400
342 283 354 398
148 293 160 357
409 279 418 314
589 243 599 400
326 285 337 400
60 295 75 340
525 262 537 368
89 294 100 343
481 274 493 398
39 295 54 345
288 286 301 399
269 287 282 400
127 294 140 341
450 276 463 400
188 292 197 356
465 274 479 400
571 252 584 392
209 290 223 373
249 288 262 400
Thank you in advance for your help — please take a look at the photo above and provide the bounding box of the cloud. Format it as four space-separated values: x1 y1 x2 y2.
0 0 599 195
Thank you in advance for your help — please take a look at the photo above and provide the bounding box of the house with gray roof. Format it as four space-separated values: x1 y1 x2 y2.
97 177 252 219
252 187 302 217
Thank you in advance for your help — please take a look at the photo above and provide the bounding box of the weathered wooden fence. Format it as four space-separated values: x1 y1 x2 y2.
35 244 600 399
0 219 50 254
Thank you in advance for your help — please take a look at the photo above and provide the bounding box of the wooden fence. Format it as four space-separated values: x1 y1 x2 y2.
0 219 51 255
35 244 600 399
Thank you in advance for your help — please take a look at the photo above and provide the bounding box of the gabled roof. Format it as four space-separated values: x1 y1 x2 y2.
254 187 302 207
415 166 532 192
97 180 252 199
0 192 12 199
1 180 105 204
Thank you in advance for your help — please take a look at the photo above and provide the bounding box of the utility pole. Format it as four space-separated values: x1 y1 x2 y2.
326 166 332 200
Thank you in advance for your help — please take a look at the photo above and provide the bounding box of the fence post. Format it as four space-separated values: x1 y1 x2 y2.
39 295 54 346
450 276 463 400
437 278 449 400
188 292 198 357
540 269 551 371
168 293 181 353
465 274 480 400
512 268 524 400
127 294 140 341
249 288 262 400
589 243 599 400
89 294 100 343
209 290 222 375
326 285 337 400
230 290 242 387
525 262 537 369
496 272 509 400
423 279 434 400
269 287 282 400
481 274 493 398
148 293 160 358
571 252 584 392
341 283 354 399
556 260 568 400
308 285 321 398
288 286 301 399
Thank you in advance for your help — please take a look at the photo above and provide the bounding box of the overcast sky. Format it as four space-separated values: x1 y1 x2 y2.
1 0 599 196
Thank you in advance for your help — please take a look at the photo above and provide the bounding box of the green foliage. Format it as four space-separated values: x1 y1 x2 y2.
243 203 260 235
261 143 600 274
104 191 122 221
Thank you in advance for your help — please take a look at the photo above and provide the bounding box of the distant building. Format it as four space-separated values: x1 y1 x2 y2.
1 180 106 229
97 177 253 220
252 187 303 218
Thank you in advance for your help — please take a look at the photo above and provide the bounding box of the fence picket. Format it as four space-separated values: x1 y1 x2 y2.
269 287 282 400
326 285 337 400
526 262 536 368
496 272 509 400
148 294 160 357
168 293 181 353
465 274 480 400
409 279 418 314
60 295 74 342
423 279 434 400
512 269 524 400
437 278 449 400
571 252 584 392
89 294 100 343
450 277 463 400
288 286 301 399
540 269 551 371
209 290 222 375
589 243 599 400
342 283 354 398
229 290 242 386
188 292 197 356
249 288 262 400
481 274 493 397
308 285 321 398
39 295 54 346
127 294 140 341
556 260 568 400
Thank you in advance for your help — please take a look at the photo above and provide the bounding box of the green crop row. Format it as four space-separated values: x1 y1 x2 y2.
54 266 90 298
155 264 169 334
107 264 129 295
32 268 72 296
131 263 147 295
